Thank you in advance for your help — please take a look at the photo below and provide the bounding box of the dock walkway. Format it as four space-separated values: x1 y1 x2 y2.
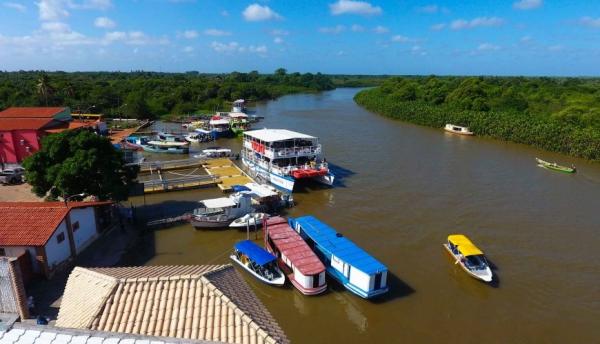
203 158 254 192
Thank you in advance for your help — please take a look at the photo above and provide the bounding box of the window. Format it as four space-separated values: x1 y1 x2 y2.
0 248 5 256
56 232 65 243
72 221 80 232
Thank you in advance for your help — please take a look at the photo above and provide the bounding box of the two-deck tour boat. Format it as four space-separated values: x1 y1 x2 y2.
209 115 232 138
290 216 390 299
190 192 254 229
143 133 190 154
444 124 474 136
263 217 327 295
230 240 286 286
535 157 576 174
443 234 493 282
241 129 335 192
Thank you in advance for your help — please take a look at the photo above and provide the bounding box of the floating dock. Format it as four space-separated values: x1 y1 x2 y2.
137 157 206 174
202 158 254 192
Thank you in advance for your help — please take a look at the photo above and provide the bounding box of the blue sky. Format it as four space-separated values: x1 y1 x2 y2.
0 0 599 75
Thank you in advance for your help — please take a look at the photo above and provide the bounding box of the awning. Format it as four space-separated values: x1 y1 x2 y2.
201 197 236 208
234 240 276 266
448 234 484 256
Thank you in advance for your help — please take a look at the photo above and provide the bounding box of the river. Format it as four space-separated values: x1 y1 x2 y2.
131 88 600 343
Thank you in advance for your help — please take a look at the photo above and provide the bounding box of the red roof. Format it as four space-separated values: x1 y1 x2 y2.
44 120 98 133
0 107 67 118
0 201 112 246
0 118 53 131
265 217 325 276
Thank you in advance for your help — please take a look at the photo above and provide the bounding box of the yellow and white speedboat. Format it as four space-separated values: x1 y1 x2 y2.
443 234 493 282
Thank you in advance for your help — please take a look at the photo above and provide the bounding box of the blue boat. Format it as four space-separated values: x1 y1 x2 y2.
289 216 389 299
230 240 286 286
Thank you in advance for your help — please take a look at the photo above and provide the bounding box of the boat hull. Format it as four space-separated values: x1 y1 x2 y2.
190 218 233 229
443 244 493 282
242 158 335 192
444 128 474 136
230 255 286 286
535 158 576 173
142 146 189 154
326 266 388 299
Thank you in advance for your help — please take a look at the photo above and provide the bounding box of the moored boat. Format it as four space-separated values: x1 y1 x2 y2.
230 240 286 286
209 115 232 138
241 129 335 192
143 132 190 154
263 217 327 295
290 216 389 299
443 234 493 282
444 124 474 136
232 99 247 113
190 192 254 229
535 157 576 174
229 213 269 228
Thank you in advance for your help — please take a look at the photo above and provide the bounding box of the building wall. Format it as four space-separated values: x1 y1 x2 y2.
0 130 41 164
69 207 98 254
44 220 72 270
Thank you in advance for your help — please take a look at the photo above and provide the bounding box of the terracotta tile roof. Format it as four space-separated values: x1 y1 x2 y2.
0 118 53 130
0 202 112 246
44 120 99 134
0 107 67 118
56 265 289 344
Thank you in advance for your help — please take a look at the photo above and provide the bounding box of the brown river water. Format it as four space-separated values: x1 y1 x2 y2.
130 88 600 343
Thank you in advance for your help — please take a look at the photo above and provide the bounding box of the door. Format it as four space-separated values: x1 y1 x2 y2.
374 272 382 290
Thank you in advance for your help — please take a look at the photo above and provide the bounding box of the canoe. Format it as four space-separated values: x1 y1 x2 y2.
535 158 576 174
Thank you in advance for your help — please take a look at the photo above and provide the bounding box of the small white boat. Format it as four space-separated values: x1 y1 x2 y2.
443 234 493 282
190 192 254 229
444 124 474 136
229 213 269 228
230 240 285 286
193 147 234 159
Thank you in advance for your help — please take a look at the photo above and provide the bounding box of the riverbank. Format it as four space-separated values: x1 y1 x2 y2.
354 85 600 161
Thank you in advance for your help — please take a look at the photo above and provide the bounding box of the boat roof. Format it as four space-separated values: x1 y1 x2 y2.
292 216 387 275
265 217 325 276
234 240 276 266
210 119 230 125
244 182 278 198
194 128 212 134
244 129 315 142
447 234 484 256
228 112 248 118
200 197 236 208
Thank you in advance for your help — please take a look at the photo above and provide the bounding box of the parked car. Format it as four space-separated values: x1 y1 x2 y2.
0 167 25 185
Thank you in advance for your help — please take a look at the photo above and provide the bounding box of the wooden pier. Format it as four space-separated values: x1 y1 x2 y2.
137 157 206 174
203 158 254 192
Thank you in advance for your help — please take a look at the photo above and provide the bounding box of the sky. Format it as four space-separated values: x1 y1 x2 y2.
0 0 599 75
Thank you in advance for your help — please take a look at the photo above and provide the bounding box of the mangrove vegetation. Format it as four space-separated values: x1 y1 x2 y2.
354 76 600 160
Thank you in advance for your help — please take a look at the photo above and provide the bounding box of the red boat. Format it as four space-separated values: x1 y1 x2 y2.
290 168 328 179
263 217 327 295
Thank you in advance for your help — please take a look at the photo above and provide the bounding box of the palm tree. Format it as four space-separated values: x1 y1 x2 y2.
36 73 54 106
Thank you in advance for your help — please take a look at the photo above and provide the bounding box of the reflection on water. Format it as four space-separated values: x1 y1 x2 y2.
130 88 600 343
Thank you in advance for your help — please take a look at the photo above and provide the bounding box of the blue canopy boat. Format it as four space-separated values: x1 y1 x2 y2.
230 240 286 286
289 216 389 299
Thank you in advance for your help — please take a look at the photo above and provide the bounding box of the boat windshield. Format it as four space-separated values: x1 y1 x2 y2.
464 255 488 270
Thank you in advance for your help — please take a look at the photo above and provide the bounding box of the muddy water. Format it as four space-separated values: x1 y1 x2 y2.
131 88 600 343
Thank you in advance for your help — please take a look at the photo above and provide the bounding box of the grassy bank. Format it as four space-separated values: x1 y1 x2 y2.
354 77 600 161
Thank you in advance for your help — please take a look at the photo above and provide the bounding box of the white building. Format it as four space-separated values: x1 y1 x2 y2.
0 201 113 279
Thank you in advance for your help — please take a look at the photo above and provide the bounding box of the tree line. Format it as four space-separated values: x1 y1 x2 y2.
0 69 335 119
354 76 600 161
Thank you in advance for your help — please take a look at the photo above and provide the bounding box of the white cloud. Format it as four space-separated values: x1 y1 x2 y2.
103 31 126 42
180 30 198 39
373 25 389 34
220 10 229 16
242 4 282 21
411 45 426 56
269 29 289 36
579 17 600 29
102 30 168 45
3 2 27 12
417 5 438 13
351 24 365 32
391 35 415 43
273 37 283 44
330 0 382 16
36 0 112 21
477 43 500 51
183 46 194 53
41 21 70 32
431 23 446 31
319 25 345 34
210 41 267 55
520 35 533 43
203 29 231 36
450 17 504 30
513 0 542 10
94 16 116 29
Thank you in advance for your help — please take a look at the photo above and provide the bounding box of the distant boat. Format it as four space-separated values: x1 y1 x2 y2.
143 132 190 154
535 157 576 174
444 124 474 136
443 234 493 283
232 99 247 113
290 216 389 299
230 240 286 286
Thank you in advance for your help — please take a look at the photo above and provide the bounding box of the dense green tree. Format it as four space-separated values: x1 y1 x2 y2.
22 130 139 201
